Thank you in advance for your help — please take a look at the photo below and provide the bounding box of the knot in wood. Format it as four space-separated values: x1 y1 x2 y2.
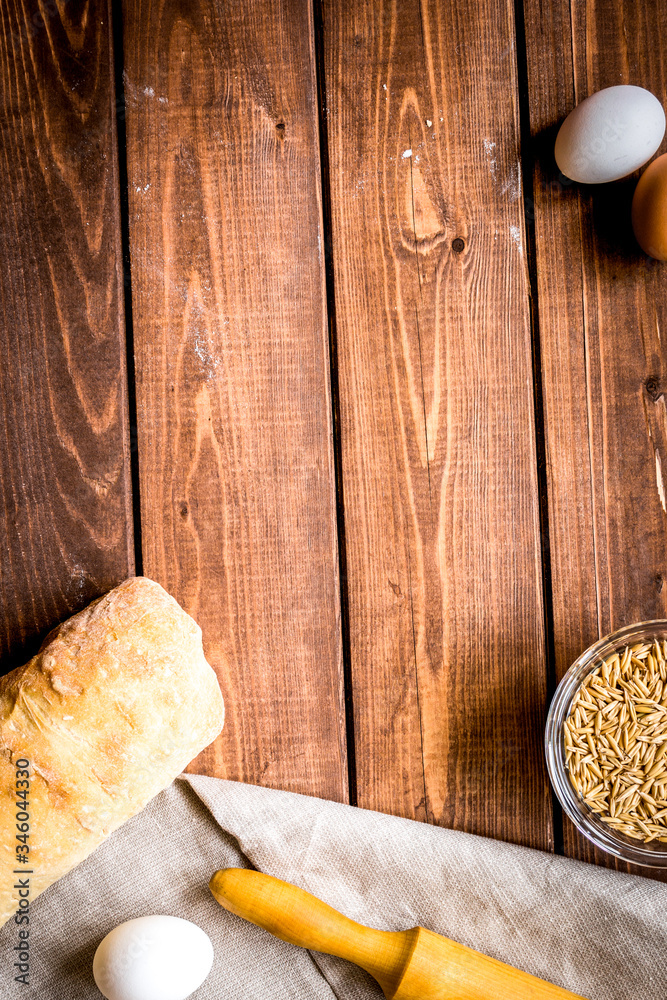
645 377 663 401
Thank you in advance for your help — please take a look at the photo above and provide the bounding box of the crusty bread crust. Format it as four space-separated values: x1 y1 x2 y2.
0 577 224 926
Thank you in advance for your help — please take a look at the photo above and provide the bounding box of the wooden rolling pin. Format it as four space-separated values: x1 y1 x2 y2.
209 868 587 1000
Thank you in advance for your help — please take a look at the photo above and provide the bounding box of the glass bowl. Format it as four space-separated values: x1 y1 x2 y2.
545 620 667 868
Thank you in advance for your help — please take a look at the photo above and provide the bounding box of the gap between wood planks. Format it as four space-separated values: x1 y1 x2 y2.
111 0 143 578
312 0 358 807
511 0 563 856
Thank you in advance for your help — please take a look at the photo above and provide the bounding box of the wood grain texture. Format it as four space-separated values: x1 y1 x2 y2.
122 0 347 797
0 0 133 669
522 0 667 874
322 0 551 846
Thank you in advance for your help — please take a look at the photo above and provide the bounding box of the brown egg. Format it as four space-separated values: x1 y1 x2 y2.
632 152 667 260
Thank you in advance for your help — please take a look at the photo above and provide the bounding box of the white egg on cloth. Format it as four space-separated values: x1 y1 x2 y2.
93 915 214 1000
555 85 665 183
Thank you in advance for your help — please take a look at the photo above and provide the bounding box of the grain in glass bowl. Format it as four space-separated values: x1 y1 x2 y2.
546 621 667 867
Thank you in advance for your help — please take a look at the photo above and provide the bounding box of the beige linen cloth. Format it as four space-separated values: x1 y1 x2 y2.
1 774 666 999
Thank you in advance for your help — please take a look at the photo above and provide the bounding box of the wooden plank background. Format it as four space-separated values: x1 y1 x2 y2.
321 0 550 848
0 0 133 666
1 0 667 878
121 0 347 799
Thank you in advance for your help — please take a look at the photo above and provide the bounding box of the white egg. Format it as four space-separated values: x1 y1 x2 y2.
93 915 214 1000
555 85 665 183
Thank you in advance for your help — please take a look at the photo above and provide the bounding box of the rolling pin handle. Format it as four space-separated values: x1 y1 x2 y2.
209 868 405 995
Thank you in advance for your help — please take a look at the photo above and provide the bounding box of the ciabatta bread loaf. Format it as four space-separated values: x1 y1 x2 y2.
0 577 224 926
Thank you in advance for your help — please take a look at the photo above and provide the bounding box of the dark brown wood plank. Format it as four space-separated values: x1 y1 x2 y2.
0 0 133 669
322 0 551 847
121 0 347 797
523 0 667 876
